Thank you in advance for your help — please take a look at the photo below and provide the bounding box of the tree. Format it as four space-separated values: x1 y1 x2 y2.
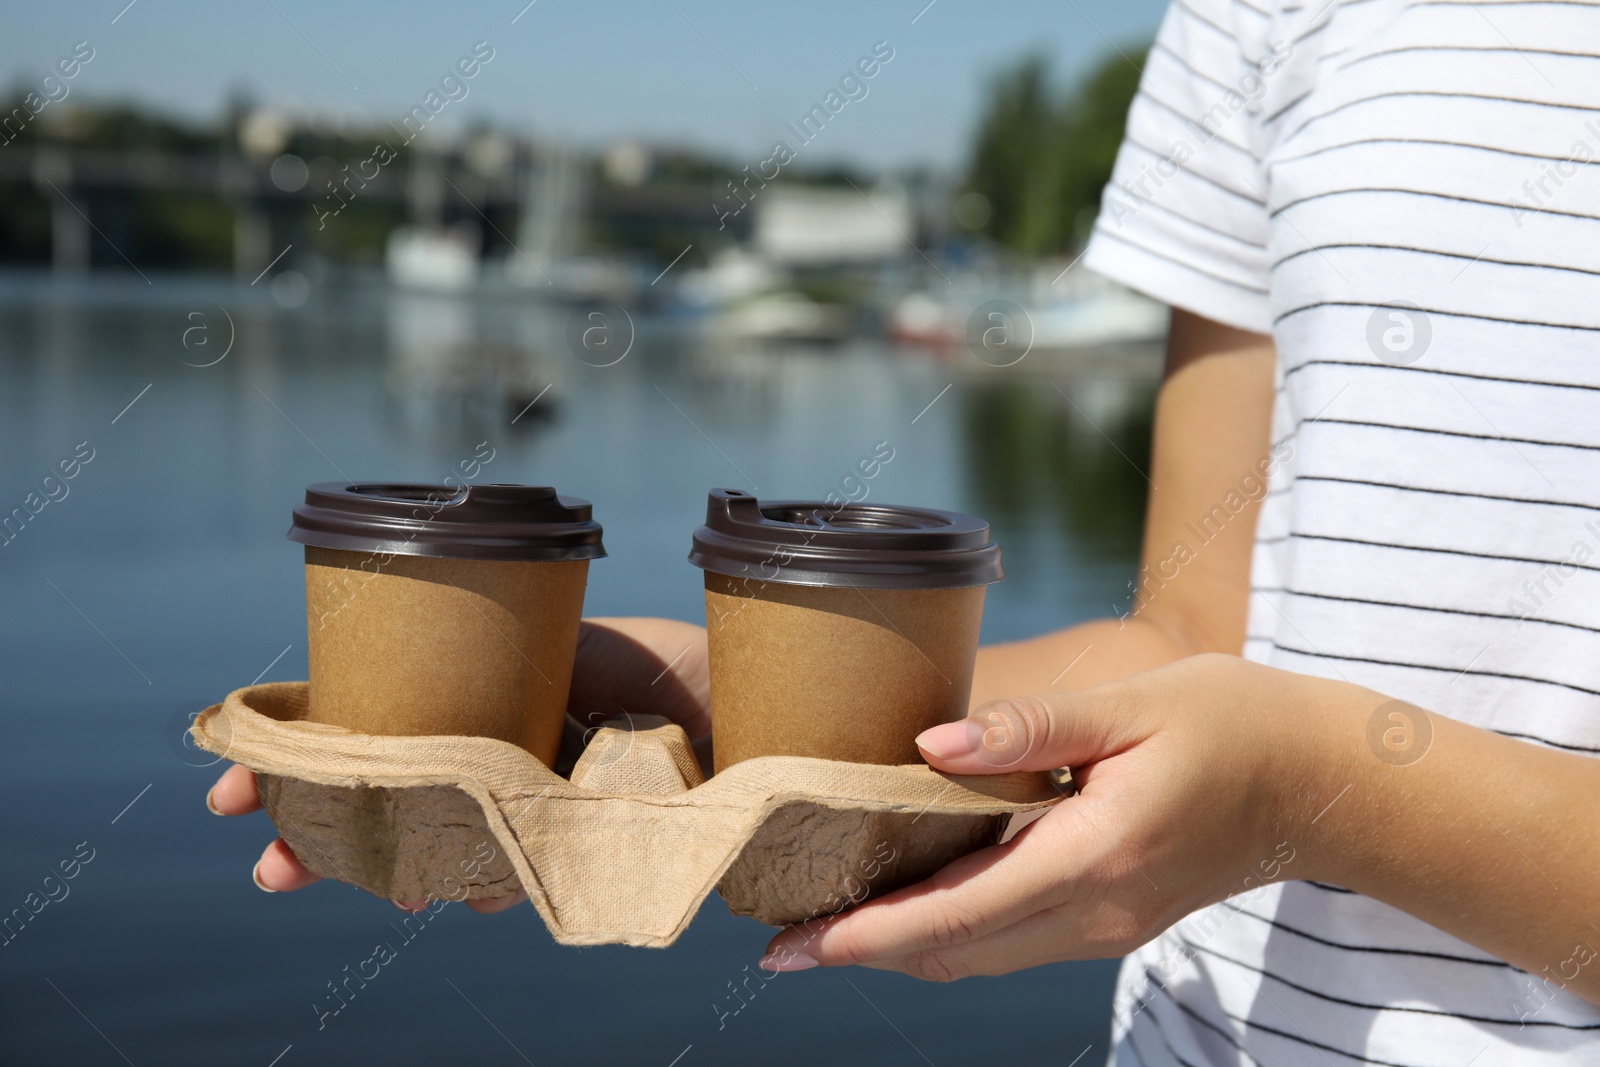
1056 48 1147 247
964 44 1148 256
965 55 1058 255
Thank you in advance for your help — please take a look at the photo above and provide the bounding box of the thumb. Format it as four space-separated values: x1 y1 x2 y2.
914 688 1144 774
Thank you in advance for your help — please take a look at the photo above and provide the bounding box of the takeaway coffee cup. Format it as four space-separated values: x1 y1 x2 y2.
287 482 605 767
689 489 1002 772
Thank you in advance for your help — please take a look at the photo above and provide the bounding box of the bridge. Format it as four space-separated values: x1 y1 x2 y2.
0 142 728 279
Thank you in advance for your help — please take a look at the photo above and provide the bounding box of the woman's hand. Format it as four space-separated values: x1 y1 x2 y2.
567 616 711 741
759 653 1365 979
209 616 711 906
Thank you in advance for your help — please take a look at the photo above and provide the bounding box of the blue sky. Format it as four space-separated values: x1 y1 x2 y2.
4 0 1168 171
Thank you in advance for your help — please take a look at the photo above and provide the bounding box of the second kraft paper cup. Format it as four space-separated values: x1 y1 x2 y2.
689 489 1002 772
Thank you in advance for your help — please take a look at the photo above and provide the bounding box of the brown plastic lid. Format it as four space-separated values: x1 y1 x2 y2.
689 489 1002 589
288 482 605 562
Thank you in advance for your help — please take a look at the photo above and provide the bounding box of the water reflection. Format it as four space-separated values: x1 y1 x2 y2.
383 292 567 443
960 371 1154 560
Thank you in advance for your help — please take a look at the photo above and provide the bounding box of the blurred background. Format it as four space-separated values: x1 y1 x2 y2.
0 1 1170 1063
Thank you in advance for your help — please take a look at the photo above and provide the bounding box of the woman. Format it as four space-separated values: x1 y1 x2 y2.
212 0 1600 1060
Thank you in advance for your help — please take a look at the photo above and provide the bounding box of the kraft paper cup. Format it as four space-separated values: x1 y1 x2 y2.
289 483 605 767
690 490 1002 772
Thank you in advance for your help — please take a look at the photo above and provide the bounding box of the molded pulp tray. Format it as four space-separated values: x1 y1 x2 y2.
192 683 1063 947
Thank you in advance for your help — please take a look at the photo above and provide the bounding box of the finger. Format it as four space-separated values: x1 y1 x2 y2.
208 764 262 816
914 685 1147 775
253 838 321 893
466 889 528 915
761 809 1086 970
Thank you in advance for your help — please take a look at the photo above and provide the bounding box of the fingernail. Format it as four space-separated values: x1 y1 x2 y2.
205 790 223 816
758 951 819 973
915 719 984 760
251 862 277 893
393 899 428 912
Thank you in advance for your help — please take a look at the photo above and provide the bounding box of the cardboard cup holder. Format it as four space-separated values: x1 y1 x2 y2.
192 682 1064 947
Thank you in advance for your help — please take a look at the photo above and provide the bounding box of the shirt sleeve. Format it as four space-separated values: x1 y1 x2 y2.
1082 0 1278 334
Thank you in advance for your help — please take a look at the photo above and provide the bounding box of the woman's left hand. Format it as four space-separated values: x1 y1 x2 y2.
759 653 1369 980
210 616 711 909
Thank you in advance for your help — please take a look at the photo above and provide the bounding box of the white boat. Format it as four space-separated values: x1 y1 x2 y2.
889 265 1165 352
385 226 479 292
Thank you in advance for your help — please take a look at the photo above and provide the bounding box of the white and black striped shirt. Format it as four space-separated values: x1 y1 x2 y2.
1082 0 1600 1062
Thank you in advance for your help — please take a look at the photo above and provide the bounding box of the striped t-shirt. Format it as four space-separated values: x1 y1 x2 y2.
1081 0 1600 1062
